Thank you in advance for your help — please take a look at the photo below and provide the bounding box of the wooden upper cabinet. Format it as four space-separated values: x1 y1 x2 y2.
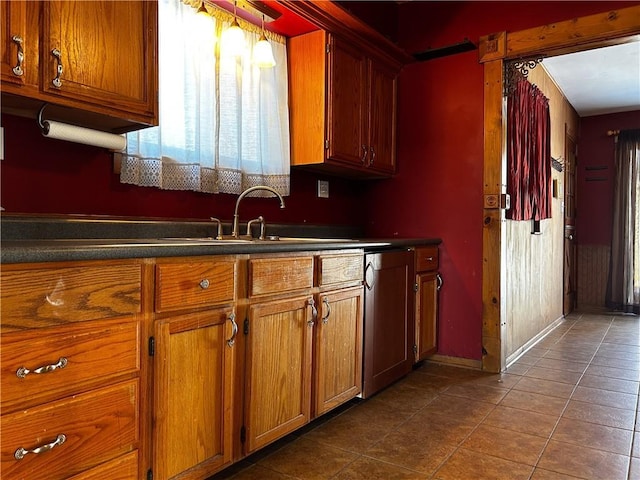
289 30 400 179
326 37 368 167
1 0 27 87
1 0 158 131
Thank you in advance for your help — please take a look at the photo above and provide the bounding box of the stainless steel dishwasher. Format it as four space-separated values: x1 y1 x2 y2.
362 248 415 398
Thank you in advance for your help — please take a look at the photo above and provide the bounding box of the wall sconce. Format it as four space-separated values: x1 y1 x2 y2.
253 15 275 68
221 1 245 57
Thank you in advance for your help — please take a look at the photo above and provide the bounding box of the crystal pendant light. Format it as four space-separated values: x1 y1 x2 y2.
253 15 276 68
221 1 245 57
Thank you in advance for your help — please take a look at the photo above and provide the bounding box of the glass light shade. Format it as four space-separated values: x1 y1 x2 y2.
253 34 276 68
221 19 245 57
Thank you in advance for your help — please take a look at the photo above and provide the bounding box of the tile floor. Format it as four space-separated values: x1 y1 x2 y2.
211 312 640 479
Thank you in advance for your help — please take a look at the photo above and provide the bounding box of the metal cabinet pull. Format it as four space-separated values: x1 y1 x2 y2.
51 48 63 87
11 35 24 76
370 145 376 166
307 297 316 326
226 313 238 347
361 145 368 165
199 279 210 289
15 434 66 460
16 357 68 379
436 273 443 291
321 296 331 324
364 262 374 290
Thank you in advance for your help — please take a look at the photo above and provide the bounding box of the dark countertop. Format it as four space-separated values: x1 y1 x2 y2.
1 215 441 264
0 237 442 264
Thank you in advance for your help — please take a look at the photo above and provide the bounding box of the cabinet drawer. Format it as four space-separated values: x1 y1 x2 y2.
1 379 139 480
1 320 139 412
415 246 439 272
155 259 236 312
249 256 314 297
317 253 363 287
0 262 141 332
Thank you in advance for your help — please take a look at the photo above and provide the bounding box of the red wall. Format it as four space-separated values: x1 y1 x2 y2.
1 114 364 225
577 111 640 246
363 1 636 360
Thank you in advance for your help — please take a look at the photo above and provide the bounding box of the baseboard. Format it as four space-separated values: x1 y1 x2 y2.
505 315 565 367
425 353 483 370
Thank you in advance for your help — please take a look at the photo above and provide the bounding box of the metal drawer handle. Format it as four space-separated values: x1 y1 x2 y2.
307 297 316 326
321 296 331 324
425 256 434 261
361 145 368 165
16 357 68 379
436 273 443 291
15 434 66 460
370 145 376 166
199 279 210 289
226 313 238 347
11 35 24 76
51 48 63 87
364 262 374 290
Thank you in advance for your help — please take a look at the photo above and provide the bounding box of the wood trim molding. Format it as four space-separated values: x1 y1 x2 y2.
277 0 412 67
481 4 640 373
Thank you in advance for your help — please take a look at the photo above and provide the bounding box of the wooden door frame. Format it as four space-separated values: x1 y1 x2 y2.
479 5 640 372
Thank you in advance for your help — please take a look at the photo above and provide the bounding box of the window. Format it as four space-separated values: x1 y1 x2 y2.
120 0 290 195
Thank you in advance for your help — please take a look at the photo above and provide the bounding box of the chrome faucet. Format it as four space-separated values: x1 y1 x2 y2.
231 186 285 238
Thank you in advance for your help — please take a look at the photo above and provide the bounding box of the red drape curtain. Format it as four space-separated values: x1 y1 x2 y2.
506 78 551 221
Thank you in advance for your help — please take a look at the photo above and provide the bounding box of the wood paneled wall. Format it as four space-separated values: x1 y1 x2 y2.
504 65 579 360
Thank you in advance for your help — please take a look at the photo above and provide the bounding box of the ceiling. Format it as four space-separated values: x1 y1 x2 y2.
542 41 640 117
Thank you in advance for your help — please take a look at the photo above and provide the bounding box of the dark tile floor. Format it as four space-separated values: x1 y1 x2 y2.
211 312 640 479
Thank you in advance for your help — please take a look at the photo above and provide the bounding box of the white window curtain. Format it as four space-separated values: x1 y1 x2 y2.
119 0 290 196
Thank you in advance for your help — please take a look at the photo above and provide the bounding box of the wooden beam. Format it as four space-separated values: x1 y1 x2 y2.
481 59 504 373
507 4 640 58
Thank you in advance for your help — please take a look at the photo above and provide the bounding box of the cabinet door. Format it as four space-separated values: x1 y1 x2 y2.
314 286 364 417
368 60 397 175
154 308 236 480
362 250 415 398
415 272 438 361
40 0 157 122
245 296 314 453
327 35 368 167
1 0 26 86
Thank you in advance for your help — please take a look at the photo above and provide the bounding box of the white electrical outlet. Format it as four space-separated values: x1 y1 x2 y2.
317 180 329 198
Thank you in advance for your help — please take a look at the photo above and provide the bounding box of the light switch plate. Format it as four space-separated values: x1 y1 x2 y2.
317 180 329 198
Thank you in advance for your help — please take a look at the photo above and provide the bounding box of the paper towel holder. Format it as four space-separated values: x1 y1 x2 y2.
36 103 127 150
37 104 51 134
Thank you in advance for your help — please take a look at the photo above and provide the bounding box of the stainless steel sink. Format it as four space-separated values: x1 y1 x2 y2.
157 237 254 244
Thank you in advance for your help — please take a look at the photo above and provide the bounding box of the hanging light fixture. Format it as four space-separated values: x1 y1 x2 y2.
221 1 245 57
253 14 276 68
196 1 208 16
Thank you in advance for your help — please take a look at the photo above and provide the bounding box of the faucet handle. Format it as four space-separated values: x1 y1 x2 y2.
210 217 223 240
246 216 265 239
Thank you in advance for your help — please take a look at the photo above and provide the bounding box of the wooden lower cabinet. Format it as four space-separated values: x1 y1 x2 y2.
414 245 441 362
0 259 144 480
153 307 236 480
313 286 364 417
244 295 315 453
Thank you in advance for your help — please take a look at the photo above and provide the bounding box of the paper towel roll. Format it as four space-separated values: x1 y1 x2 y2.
42 120 127 150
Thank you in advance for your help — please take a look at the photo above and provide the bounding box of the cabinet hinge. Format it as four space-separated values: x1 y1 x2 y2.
148 337 155 357
413 344 418 355
326 43 330 54
414 283 419 293
324 139 329 149
240 425 246 443
243 318 249 335
147 469 153 480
